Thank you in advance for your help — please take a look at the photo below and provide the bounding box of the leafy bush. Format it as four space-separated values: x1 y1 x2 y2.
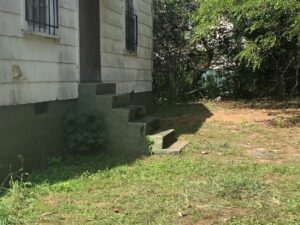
62 111 106 153
198 70 226 98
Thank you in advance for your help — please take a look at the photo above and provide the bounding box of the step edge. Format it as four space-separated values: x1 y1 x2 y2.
148 129 175 137
152 140 189 155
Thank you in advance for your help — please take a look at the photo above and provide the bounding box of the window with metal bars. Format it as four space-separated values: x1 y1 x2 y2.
25 0 58 35
125 0 138 53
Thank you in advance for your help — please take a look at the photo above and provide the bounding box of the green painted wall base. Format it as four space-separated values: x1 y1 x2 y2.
0 100 76 181
0 84 154 181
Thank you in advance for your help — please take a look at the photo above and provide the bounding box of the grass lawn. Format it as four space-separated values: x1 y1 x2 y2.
1 101 300 225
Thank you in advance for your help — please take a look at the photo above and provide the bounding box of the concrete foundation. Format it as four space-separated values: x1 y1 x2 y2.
0 100 76 180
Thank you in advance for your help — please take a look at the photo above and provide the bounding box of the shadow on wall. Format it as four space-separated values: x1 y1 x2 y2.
155 103 214 135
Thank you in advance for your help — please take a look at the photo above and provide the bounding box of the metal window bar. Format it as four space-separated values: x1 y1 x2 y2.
126 6 138 53
25 0 58 35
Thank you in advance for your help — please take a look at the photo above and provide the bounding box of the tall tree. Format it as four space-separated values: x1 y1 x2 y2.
153 0 204 103
193 0 300 98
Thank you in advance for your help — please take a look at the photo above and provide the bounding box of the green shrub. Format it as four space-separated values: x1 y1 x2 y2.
199 70 226 99
146 136 155 155
62 111 106 153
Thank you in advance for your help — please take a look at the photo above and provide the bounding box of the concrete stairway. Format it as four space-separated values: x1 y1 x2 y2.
79 83 188 155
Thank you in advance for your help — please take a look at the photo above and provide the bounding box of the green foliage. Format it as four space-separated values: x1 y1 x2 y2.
146 136 155 155
0 181 32 225
193 0 300 98
153 0 205 103
153 0 300 101
0 158 31 225
199 70 227 98
62 111 106 153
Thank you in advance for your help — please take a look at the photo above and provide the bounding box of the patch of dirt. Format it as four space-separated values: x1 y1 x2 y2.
211 101 300 127
162 101 300 163
94 201 108 209
164 101 300 126
248 148 276 160
247 145 300 164
208 108 271 124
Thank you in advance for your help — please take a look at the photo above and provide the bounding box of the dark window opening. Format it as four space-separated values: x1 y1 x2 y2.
126 0 138 53
25 0 58 35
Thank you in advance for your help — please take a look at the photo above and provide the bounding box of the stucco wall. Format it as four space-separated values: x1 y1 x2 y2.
0 0 79 106
100 0 153 94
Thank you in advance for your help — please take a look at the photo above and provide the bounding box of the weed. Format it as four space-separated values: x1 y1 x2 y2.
146 136 155 155
241 119 249 128
0 160 31 225
270 116 286 128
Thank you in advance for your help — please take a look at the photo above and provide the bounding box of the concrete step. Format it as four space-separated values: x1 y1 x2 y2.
149 129 176 150
132 116 160 135
96 83 116 95
124 105 146 121
112 94 131 108
93 94 115 108
152 140 189 155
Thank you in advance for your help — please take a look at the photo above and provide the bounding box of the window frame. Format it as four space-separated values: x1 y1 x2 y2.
24 0 59 37
125 0 138 54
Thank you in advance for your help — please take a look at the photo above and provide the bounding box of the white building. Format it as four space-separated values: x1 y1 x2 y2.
0 0 186 178
0 0 153 106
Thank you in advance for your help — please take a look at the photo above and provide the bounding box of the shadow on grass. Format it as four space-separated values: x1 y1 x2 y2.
0 150 143 193
155 103 213 135
34 151 142 184
1 103 212 191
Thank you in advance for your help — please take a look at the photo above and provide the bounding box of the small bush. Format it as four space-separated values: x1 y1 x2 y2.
62 111 106 153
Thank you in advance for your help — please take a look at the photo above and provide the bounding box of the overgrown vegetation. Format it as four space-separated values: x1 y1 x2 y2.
62 111 106 153
1 102 299 224
153 0 202 103
153 0 300 102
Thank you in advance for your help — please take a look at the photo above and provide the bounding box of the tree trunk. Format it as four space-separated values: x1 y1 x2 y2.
276 60 286 98
291 49 299 97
